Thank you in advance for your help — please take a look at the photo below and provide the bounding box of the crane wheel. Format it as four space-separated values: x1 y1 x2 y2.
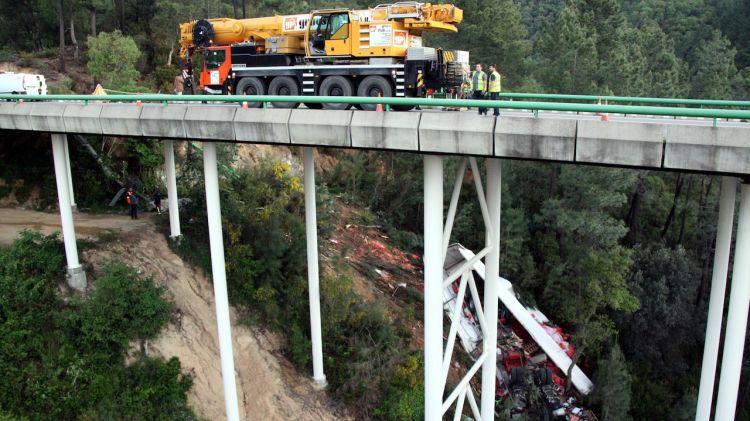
356 76 393 111
319 76 353 110
304 103 323 109
235 77 266 108
269 76 300 109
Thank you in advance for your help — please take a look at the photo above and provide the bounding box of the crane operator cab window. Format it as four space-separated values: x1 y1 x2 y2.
310 12 349 56
206 49 226 70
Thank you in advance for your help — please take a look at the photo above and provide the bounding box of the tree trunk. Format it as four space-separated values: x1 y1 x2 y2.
91 8 97 37
57 0 65 72
661 174 684 240
242 0 246 18
624 172 646 245
74 134 124 186
677 175 694 245
70 18 79 59
232 0 239 18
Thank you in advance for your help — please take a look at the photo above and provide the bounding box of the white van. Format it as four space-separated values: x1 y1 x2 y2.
0 72 47 95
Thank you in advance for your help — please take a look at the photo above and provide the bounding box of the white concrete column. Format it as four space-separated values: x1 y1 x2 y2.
62 136 76 211
424 155 443 421
696 176 736 421
303 147 326 386
51 134 86 290
715 181 750 421
202 142 240 421
163 139 181 238
481 159 501 421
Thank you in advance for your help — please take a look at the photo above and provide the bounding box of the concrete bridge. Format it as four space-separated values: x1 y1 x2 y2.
1 94 749 421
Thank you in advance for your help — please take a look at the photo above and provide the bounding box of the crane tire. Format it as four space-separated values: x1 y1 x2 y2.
319 76 353 110
356 76 393 111
235 77 266 108
269 76 300 108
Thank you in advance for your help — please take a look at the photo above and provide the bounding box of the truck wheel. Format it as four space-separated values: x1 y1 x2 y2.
268 76 300 109
319 76 353 110
392 104 415 111
304 103 323 109
356 76 393 111
235 77 266 108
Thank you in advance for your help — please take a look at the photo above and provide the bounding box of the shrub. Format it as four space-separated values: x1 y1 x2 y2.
0 233 195 419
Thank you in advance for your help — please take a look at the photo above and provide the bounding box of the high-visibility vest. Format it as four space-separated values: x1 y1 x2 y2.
462 76 473 93
489 71 501 93
471 71 486 91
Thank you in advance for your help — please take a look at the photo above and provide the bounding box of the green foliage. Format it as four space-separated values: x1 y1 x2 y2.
172 156 417 418
86 30 141 91
591 344 632 421
690 30 738 99
0 232 195 420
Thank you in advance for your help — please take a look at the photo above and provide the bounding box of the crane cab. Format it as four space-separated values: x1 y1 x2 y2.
305 11 352 57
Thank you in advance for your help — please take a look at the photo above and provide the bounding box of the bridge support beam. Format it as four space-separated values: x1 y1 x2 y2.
303 147 326 386
481 159 501 421
202 142 240 421
715 180 750 421
696 176 736 421
163 139 181 238
50 133 86 290
63 137 76 211
424 155 443 421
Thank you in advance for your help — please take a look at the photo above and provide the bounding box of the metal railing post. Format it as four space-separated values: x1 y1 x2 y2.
202 142 241 421
303 147 327 386
424 155 444 420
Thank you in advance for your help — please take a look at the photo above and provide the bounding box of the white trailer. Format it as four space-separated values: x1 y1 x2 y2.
444 244 594 395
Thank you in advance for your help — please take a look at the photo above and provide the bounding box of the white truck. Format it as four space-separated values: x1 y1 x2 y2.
0 72 47 95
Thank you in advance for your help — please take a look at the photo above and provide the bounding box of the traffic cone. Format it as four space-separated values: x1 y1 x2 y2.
242 101 248 109
376 92 384 112
601 99 609 122
136 100 142 107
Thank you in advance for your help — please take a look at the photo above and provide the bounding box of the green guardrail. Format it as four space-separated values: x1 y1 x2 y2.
1 93 749 120
497 92 750 108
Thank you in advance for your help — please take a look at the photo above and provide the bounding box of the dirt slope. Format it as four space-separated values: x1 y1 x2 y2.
0 208 349 421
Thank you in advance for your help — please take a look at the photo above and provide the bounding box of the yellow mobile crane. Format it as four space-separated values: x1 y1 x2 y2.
178 2 468 110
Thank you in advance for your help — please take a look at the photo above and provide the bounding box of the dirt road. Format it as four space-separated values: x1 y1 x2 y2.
0 208 349 420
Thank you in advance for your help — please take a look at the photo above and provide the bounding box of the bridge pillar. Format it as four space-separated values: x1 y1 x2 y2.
303 147 326 387
696 176 736 421
424 155 443 421
50 133 86 290
202 142 240 421
481 159 501 421
715 180 750 421
163 139 181 238
62 137 76 211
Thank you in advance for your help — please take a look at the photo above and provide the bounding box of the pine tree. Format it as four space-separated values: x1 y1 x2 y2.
690 30 738 99
592 344 633 421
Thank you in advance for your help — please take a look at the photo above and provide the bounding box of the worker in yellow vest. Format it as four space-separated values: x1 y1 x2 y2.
488 64 502 117
471 63 488 115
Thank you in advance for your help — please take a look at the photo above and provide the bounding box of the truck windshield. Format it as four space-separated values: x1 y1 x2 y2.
206 50 225 69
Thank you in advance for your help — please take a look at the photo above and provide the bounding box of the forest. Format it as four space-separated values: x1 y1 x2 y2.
0 0 748 420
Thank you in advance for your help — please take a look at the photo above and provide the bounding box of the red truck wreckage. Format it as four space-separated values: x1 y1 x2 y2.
443 244 597 420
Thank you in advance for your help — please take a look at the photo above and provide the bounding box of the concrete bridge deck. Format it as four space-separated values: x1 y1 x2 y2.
1 101 749 176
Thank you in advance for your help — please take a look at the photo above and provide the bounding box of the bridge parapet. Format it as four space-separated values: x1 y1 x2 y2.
1 101 750 175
